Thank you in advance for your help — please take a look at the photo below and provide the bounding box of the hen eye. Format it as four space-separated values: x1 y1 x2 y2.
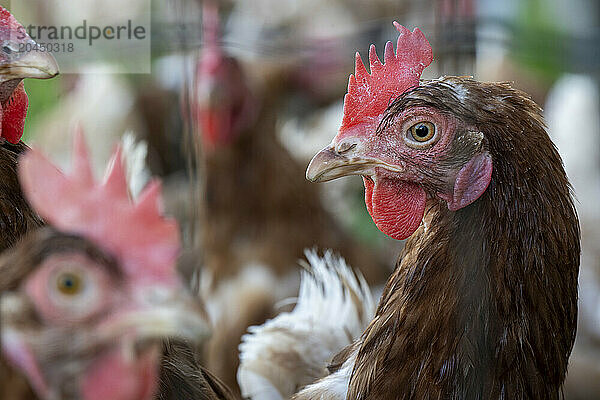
409 122 436 142
27 254 113 323
56 272 83 296
1 42 19 55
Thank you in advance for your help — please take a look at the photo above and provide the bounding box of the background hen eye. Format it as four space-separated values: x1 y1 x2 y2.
56 272 83 296
26 252 113 324
409 122 436 142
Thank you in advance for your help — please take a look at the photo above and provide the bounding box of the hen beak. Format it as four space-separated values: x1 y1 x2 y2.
307 144 380 182
0 49 59 81
97 287 211 345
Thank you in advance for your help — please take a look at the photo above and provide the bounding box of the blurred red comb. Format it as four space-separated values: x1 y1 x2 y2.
203 1 220 50
0 7 29 37
18 129 181 286
199 0 223 76
340 22 433 131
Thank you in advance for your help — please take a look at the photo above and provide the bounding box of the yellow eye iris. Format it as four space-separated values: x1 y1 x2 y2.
409 122 436 142
56 272 83 296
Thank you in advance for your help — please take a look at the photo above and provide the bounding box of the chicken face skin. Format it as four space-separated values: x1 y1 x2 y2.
308 80 493 240
1 229 208 400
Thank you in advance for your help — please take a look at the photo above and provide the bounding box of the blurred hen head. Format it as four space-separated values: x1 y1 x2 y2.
1 132 209 400
192 2 256 151
307 23 493 240
0 7 58 143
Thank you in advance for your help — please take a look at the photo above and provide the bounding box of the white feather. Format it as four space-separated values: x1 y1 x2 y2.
237 250 374 399
292 349 357 400
120 132 151 200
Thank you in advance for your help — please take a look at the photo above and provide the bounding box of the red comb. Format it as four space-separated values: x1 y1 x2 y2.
340 22 433 131
18 130 181 287
0 7 27 37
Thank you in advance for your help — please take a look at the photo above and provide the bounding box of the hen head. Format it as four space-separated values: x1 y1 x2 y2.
1 132 209 400
307 23 493 241
192 2 256 151
0 7 58 143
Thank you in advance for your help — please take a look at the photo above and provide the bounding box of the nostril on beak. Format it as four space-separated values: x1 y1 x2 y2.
336 142 357 154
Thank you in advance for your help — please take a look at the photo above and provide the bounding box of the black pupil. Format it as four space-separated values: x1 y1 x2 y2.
57 272 83 295
415 124 429 138
60 273 79 290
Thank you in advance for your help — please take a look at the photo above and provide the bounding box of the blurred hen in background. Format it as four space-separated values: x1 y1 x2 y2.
186 1 394 394
0 131 236 400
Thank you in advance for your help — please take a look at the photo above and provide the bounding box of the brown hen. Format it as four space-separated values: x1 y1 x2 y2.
1 133 234 400
298 24 579 400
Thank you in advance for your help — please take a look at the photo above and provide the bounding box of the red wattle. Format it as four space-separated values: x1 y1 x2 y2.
2 83 29 144
81 347 160 400
363 177 426 241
